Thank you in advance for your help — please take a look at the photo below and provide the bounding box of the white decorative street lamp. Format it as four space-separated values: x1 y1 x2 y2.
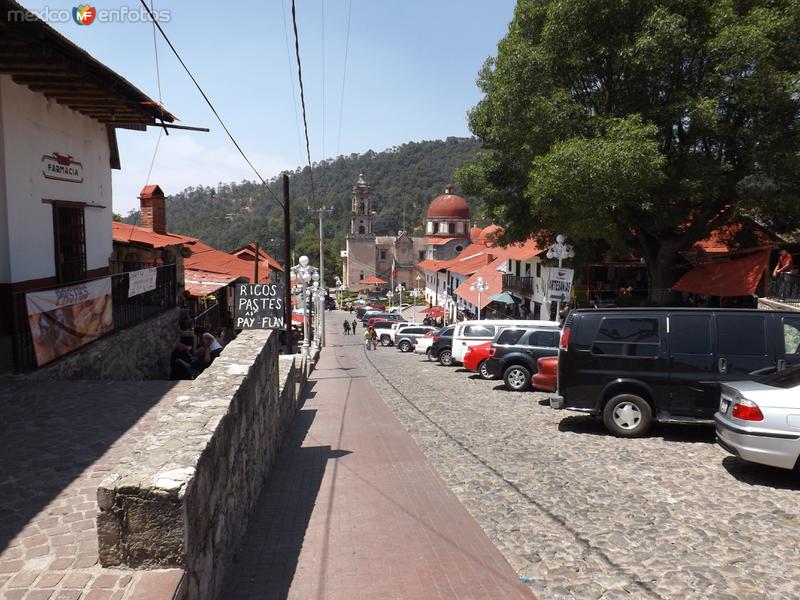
289 255 319 357
395 283 404 308
470 276 489 320
545 234 575 322
414 274 422 323
386 290 394 309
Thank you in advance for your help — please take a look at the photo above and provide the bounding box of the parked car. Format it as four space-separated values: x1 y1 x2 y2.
483 327 560 391
394 325 437 352
551 308 800 437
390 303 411 313
367 315 406 328
373 321 402 346
430 326 456 366
463 342 495 379
414 329 438 359
715 366 800 470
364 312 405 326
533 356 558 392
451 320 560 365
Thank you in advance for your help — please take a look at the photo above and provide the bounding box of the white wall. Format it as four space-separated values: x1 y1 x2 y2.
0 75 112 284
0 78 8 284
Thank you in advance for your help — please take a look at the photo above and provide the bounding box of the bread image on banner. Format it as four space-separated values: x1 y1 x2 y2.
25 278 113 367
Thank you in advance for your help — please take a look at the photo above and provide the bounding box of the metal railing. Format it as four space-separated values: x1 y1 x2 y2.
12 264 177 373
767 272 800 305
503 274 536 295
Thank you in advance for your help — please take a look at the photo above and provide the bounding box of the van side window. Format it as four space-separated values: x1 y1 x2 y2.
717 315 766 355
592 317 659 358
669 315 711 354
529 330 559 347
783 317 800 354
497 329 526 345
463 325 495 338
572 314 602 350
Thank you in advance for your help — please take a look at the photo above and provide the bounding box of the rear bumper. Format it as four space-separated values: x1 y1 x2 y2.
715 416 800 470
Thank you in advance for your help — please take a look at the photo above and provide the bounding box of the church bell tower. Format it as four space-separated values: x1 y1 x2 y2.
350 173 374 237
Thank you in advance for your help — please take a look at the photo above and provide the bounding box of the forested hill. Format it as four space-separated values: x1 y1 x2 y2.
126 137 483 280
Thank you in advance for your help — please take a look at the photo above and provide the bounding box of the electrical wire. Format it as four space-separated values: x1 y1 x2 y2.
290 0 317 206
336 0 353 156
281 0 305 166
321 0 325 162
137 0 283 208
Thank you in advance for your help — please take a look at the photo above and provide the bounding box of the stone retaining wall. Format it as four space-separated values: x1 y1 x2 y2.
758 297 800 312
27 308 179 380
97 330 302 600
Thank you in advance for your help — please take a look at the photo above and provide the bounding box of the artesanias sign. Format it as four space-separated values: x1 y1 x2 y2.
546 268 574 302
42 152 84 183
234 283 286 329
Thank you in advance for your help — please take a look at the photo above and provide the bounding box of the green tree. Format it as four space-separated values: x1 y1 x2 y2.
458 0 800 301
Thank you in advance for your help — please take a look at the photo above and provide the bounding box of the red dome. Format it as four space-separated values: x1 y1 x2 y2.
479 225 505 244
469 226 483 240
427 185 470 220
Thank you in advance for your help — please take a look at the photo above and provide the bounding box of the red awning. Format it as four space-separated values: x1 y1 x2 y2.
672 250 769 297
360 276 387 285
420 306 444 316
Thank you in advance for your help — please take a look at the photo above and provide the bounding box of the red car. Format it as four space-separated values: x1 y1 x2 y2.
463 342 495 380
532 356 557 392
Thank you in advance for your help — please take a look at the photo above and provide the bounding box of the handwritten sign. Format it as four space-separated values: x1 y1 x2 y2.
127 268 157 297
234 283 285 329
546 268 574 302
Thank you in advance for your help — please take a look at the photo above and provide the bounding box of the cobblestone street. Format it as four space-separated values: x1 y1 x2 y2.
352 321 800 599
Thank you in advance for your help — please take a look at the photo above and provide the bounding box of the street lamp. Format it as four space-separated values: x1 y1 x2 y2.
395 283 405 308
470 276 489 320
415 274 422 323
289 255 318 357
545 234 575 322
386 290 393 309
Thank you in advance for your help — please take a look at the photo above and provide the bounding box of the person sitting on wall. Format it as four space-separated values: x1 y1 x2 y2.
774 249 795 278
203 332 223 362
170 342 193 380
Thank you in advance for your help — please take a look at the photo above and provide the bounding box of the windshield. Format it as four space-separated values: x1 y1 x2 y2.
758 364 800 389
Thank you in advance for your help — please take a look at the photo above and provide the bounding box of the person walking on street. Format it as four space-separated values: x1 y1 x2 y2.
352 319 358 335
363 328 371 350
343 319 351 335
369 327 378 351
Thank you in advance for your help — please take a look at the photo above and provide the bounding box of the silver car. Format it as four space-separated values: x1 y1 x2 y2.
715 366 800 471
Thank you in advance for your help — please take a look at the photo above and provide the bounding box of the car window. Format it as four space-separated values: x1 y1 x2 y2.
463 325 495 338
783 316 800 354
496 329 526 345
571 314 602 351
528 330 559 347
440 327 454 337
403 328 421 335
591 317 659 358
669 314 711 354
717 315 766 355
758 364 800 388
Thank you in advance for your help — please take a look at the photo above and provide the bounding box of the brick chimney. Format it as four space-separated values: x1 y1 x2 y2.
139 185 166 234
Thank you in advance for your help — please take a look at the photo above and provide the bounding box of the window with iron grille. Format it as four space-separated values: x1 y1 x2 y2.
52 203 86 284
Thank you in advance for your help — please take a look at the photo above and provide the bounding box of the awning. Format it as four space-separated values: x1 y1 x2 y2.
360 276 387 285
672 250 769 297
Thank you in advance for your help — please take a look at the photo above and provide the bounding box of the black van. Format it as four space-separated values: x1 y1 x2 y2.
550 308 800 437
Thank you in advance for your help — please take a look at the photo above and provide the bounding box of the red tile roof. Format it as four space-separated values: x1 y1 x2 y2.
501 238 544 261
112 221 196 249
425 236 463 246
454 257 507 309
672 250 770 297
230 243 284 273
183 269 238 298
185 242 271 284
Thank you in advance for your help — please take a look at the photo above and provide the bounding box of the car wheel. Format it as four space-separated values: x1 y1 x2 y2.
399 340 412 353
439 349 453 366
380 335 392 347
603 394 652 438
426 348 431 360
503 365 531 391
478 360 493 380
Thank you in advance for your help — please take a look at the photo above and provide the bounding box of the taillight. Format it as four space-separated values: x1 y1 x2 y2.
433 336 440 343
732 399 764 421
487 347 496 358
559 327 571 350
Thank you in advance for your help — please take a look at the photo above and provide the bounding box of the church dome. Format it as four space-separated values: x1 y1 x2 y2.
479 224 504 244
427 184 470 220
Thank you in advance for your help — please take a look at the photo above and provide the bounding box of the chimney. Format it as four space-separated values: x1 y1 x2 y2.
139 185 166 234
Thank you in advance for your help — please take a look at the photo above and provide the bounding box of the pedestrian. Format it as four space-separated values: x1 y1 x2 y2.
363 328 371 350
369 327 378 351
202 332 223 361
351 318 358 335
773 249 795 277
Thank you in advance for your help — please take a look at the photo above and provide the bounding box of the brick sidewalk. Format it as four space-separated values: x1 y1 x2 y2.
224 315 534 599
0 380 185 600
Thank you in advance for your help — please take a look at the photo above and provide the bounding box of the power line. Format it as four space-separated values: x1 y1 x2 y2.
336 0 353 156
321 0 325 162
137 0 283 208
280 0 304 166
290 0 316 206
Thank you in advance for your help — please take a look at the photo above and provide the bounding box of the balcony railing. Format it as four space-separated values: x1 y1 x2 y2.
12 264 177 373
767 272 800 305
503 274 536 295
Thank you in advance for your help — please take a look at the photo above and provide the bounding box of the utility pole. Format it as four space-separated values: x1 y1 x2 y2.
318 208 326 346
283 175 291 352
254 242 259 283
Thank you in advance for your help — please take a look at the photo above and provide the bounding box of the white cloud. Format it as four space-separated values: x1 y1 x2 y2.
111 131 295 215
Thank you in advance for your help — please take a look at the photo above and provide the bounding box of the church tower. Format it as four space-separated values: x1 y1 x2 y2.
350 173 374 236
345 174 378 287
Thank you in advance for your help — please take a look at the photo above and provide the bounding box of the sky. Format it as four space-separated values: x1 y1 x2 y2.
30 0 517 214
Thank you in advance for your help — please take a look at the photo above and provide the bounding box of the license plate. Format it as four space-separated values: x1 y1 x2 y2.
720 399 730 414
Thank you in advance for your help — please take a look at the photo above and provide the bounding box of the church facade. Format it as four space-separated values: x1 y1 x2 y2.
343 175 478 291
